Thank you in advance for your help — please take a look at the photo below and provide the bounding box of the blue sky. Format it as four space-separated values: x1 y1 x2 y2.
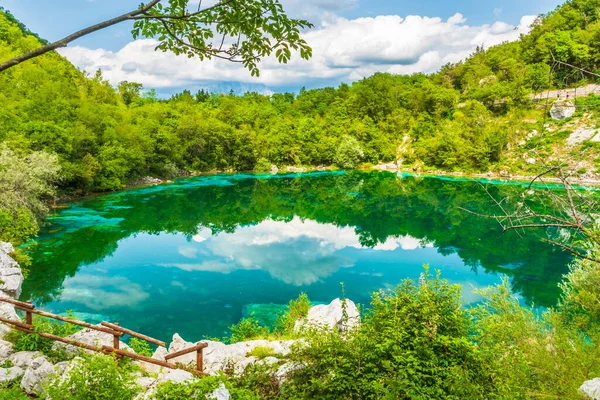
0 0 564 94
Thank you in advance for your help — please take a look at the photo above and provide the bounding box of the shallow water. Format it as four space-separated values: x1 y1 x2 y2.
22 171 574 342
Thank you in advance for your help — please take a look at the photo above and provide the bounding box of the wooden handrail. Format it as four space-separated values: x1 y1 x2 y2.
0 315 32 330
0 297 205 374
100 322 166 347
164 343 208 360
0 297 34 309
14 307 123 336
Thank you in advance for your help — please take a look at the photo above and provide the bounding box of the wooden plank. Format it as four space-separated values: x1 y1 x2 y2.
164 343 208 361
0 316 33 330
14 307 123 336
100 322 166 347
0 297 34 309
102 346 179 369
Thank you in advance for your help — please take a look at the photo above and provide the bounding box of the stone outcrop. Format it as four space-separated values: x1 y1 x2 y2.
550 100 576 120
581 378 600 400
294 298 360 333
0 242 23 338
208 382 231 400
0 366 24 383
166 333 295 375
20 355 56 395
51 325 133 355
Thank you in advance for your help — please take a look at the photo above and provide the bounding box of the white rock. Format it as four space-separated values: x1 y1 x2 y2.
0 242 23 299
275 362 304 383
156 369 194 385
208 382 231 400
261 356 279 365
567 127 598 145
166 334 295 375
581 378 600 399
526 158 536 165
0 339 14 360
270 165 279 173
0 366 23 382
294 298 360 333
52 325 132 355
550 100 576 120
20 356 55 395
139 346 168 374
9 351 42 368
136 376 156 390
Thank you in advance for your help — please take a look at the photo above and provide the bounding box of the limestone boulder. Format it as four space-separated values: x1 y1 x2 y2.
294 298 360 332
9 351 42 369
52 325 133 355
581 378 600 399
155 369 194 385
167 334 295 375
208 382 231 400
0 366 23 383
0 339 14 361
20 355 55 395
138 346 168 374
550 100 576 120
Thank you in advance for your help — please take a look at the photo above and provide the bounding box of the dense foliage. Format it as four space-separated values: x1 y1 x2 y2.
2 0 600 244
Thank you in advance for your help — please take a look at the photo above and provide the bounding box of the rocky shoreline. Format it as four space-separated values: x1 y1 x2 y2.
1 242 599 399
0 242 361 398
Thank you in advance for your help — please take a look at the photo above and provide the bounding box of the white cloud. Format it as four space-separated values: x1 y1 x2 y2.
60 275 149 310
58 12 536 92
159 217 431 286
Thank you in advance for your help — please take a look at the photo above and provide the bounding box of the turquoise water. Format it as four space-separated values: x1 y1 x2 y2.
22 171 574 342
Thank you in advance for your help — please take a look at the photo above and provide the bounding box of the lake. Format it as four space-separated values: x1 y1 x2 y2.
22 171 573 342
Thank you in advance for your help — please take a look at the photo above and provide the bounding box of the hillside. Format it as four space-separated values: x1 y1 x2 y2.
2 0 600 244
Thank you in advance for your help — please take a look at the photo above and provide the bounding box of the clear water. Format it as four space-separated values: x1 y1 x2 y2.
22 171 574 342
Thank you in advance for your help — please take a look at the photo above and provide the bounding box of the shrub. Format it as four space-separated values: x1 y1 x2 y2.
227 315 271 343
283 267 495 399
129 337 153 357
471 277 600 399
334 136 364 169
246 346 278 360
274 293 310 335
254 157 273 172
154 374 259 400
0 382 28 400
5 312 81 360
45 353 140 400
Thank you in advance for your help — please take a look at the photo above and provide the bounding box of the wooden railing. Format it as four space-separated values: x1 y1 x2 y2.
0 297 206 375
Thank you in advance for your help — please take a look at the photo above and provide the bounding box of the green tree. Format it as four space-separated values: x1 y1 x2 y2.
0 0 313 75
334 135 364 169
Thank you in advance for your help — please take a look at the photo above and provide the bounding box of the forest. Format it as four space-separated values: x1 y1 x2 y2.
2 0 600 241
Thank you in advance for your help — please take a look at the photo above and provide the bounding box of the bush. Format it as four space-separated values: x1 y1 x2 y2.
471 277 600 399
129 337 153 357
0 382 28 400
274 293 310 335
45 353 140 400
334 136 364 169
227 315 271 343
283 268 495 399
246 346 278 360
154 374 260 400
254 157 273 172
5 312 81 360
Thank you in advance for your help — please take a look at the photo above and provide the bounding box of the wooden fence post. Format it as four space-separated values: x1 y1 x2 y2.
112 322 121 359
25 301 32 329
196 347 203 373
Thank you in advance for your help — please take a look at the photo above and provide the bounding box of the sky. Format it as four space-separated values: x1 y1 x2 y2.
0 0 564 94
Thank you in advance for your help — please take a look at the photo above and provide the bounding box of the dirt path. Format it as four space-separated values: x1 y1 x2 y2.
531 84 600 101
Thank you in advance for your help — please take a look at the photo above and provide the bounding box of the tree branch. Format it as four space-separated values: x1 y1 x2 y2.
0 0 161 72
